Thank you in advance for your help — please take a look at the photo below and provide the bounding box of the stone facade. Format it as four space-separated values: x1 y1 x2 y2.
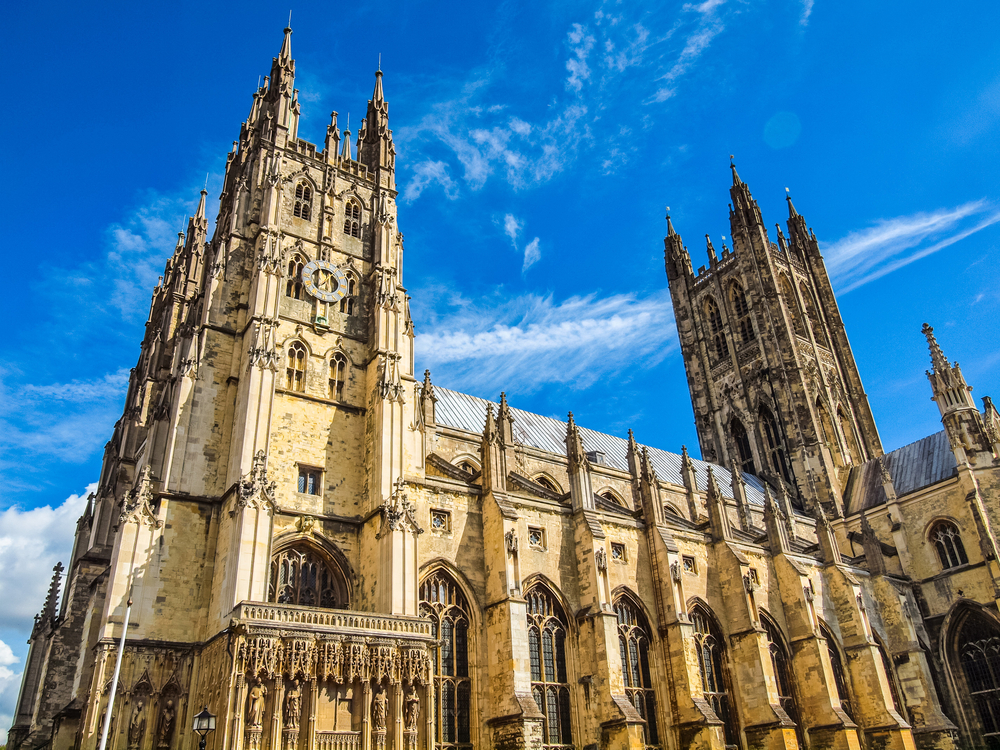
10 25 1000 750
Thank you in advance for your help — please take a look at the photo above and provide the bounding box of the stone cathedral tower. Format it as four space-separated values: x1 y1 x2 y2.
13 25 1000 750
664 162 882 516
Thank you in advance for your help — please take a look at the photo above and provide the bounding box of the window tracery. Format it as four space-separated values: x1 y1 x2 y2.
762 616 799 730
956 610 1000 740
732 418 757 476
822 626 854 720
420 571 472 748
286 342 307 392
344 200 361 238
293 182 312 221
778 275 804 337
526 586 572 748
329 352 347 400
730 282 754 344
760 407 791 482
931 520 968 570
339 272 357 315
268 545 344 608
286 254 305 299
800 282 829 347
705 296 727 360
691 606 738 746
615 597 658 747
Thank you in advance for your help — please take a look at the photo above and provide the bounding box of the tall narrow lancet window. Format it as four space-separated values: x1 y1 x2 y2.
730 282 754 344
815 399 843 467
822 626 854 721
778 275 805 337
955 609 1000 741
339 273 357 315
760 407 791 482
732 418 757 476
762 616 799 730
930 520 968 570
268 545 345 608
293 181 312 220
526 586 573 748
800 283 829 347
286 342 307 392
705 296 727 361
329 353 347 400
837 408 861 465
344 199 361 238
691 606 739 747
420 572 472 748
615 597 659 747
286 254 305 299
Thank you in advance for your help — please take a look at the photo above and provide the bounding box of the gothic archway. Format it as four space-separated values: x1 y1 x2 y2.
690 602 740 747
947 605 1000 744
268 539 350 609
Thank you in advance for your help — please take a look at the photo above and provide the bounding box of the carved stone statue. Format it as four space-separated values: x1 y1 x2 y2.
247 679 267 728
156 700 175 748
128 700 146 750
372 687 388 732
404 686 419 732
284 680 301 729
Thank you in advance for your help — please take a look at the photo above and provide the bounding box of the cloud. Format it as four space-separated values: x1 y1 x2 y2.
566 24 596 92
799 0 815 26
0 639 21 738
522 237 541 272
416 290 676 395
503 213 522 249
651 0 728 103
403 160 459 202
22 369 129 402
823 200 1000 293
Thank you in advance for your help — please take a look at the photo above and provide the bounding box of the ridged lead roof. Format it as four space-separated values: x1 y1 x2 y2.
433 386 768 507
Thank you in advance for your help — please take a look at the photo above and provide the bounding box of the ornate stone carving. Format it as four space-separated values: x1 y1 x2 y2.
505 529 518 555
284 680 301 728
156 700 175 748
127 700 146 750
378 353 405 403
376 479 423 539
236 451 276 513
246 679 267 728
404 685 419 731
247 316 280 370
120 466 162 528
595 547 607 573
372 686 388 731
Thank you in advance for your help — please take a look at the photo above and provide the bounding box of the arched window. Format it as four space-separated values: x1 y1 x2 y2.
778 275 804 337
526 586 572 748
339 272 357 315
930 520 968 570
691 606 739 746
815 399 843 468
822 625 854 721
268 545 346 608
874 638 905 719
616 597 659 746
329 352 347 400
954 609 1000 741
420 571 472 748
760 407 791 482
837 408 861 465
732 418 757 476
344 199 361 238
600 490 625 507
293 181 312 220
286 342 307 392
705 296 727 361
762 616 799 730
534 476 560 494
800 283 829 347
286 254 305 299
730 282 754 344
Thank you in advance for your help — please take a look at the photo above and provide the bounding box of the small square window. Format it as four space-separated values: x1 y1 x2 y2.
610 542 627 562
682 555 697 574
430 509 451 533
297 467 322 495
528 526 546 550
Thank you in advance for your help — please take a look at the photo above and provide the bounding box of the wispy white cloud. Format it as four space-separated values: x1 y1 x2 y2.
498 214 541 272
416 290 676 394
0 639 20 736
566 23 596 92
522 238 542 272
403 160 459 202
651 0 728 103
503 213 522 249
824 200 1000 293
22 369 129 402
799 0 815 26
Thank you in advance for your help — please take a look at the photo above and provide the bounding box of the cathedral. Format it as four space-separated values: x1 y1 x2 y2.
11 25 1000 750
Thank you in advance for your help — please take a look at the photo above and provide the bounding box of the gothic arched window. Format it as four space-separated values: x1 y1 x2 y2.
526 586 572 748
293 182 312 220
286 253 305 299
269 545 345 608
955 609 1000 740
762 616 799 730
616 597 659 747
930 520 968 570
760 407 791 482
837 407 861 465
534 476 560 494
339 272 357 315
730 282 754 344
420 571 472 748
329 352 347 400
705 296 727 361
822 625 854 721
778 275 804 337
344 199 361 238
732 418 757 476
600 490 625 507
815 399 843 468
800 283 829 347
691 606 739 747
286 342 307 392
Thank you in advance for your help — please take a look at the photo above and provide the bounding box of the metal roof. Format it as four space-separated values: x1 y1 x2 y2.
433 387 767 507
846 429 957 514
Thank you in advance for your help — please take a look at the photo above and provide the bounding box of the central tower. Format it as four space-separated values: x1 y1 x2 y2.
664 163 882 515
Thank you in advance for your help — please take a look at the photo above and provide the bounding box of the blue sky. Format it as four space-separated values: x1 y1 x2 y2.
2 0 999 733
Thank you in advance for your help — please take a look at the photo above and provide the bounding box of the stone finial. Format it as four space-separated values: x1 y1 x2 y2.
42 562 64 622
705 234 717 263
922 323 949 373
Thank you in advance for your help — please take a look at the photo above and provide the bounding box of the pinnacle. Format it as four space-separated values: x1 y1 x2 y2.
729 155 741 185
922 323 950 372
785 188 799 218
195 189 207 220
665 207 677 237
279 26 292 62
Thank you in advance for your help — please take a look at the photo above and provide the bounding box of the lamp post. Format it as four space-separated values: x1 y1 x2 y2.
192 707 216 750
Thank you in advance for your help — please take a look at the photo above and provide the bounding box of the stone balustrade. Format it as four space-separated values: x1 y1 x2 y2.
315 731 362 750
232 602 433 639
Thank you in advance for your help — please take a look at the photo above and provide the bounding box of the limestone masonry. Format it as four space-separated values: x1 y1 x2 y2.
11 25 1000 750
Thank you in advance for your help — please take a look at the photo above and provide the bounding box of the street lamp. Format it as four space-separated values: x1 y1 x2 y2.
192 707 217 750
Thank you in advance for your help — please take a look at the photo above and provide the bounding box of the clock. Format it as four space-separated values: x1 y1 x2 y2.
301 260 349 303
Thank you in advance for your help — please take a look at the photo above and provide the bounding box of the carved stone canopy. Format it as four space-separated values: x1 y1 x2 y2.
237 451 277 512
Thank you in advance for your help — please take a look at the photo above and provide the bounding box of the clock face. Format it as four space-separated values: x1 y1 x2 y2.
301 260 349 303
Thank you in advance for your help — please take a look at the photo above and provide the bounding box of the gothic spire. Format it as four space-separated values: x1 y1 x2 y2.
730 155 742 185
279 25 292 63
922 323 950 373
359 69 395 174
785 187 799 218
195 189 207 221
728 159 763 229
705 234 717 264
666 207 677 237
